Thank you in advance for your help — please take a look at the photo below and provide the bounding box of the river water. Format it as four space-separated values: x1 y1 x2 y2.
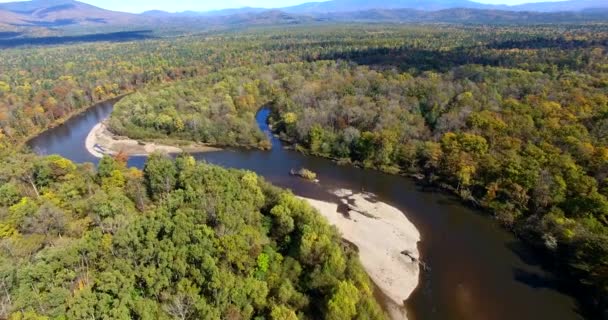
28 101 583 320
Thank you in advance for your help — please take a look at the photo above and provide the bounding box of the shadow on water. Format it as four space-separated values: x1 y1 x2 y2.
513 267 561 290
507 239 599 319
511 266 591 319
435 188 596 319
0 30 155 48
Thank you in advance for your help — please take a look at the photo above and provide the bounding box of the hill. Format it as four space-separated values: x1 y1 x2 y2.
142 7 269 18
196 7 269 16
511 0 608 11
0 9 27 27
0 0 607 41
142 0 608 17
283 0 492 13
319 7 608 23
280 0 608 13
0 0 145 28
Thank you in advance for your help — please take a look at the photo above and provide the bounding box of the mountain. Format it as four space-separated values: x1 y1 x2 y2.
0 0 607 39
196 7 268 16
0 9 27 25
0 0 144 28
281 0 608 13
511 0 608 11
165 7 608 25
283 0 491 13
159 0 608 16
143 7 270 18
319 7 608 23
140 10 173 17
219 10 309 24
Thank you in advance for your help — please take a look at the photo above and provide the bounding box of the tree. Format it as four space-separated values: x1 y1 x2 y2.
143 153 177 199
97 156 121 179
23 203 66 237
326 281 360 320
270 305 298 320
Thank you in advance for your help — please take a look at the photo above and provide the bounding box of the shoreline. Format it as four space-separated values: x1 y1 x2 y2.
22 94 130 149
85 121 222 158
300 189 421 320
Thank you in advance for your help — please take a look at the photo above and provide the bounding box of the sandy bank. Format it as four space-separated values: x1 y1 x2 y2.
85 121 221 158
301 189 421 320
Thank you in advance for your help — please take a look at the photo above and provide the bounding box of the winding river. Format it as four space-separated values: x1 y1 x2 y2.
28 100 583 320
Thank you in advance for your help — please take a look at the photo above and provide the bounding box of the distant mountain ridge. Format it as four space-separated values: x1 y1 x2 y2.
176 0 608 15
142 0 608 16
0 0 607 35
285 0 608 13
283 0 492 13
510 0 608 11
0 0 144 28
319 7 608 23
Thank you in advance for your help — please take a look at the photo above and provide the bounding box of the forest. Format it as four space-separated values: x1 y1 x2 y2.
108 25 608 315
109 78 270 149
0 24 604 146
0 22 607 318
0 149 385 319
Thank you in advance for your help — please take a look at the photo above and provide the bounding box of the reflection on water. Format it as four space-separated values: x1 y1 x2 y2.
28 104 583 320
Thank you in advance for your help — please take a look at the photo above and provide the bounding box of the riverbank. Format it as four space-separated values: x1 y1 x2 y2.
301 189 421 320
85 121 221 158
21 94 131 150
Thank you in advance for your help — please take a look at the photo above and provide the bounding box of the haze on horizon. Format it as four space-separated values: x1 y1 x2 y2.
0 0 573 13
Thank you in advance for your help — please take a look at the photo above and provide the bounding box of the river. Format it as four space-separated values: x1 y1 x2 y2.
27 100 583 320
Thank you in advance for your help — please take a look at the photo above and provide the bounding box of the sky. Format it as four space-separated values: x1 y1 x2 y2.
0 0 570 13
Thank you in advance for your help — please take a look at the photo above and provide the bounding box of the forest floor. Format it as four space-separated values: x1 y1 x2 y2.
301 189 421 320
86 121 221 158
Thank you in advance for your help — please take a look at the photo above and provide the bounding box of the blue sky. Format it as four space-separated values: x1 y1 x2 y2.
0 0 569 13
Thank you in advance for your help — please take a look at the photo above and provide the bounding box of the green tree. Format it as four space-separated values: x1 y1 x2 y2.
326 281 360 320
143 153 177 199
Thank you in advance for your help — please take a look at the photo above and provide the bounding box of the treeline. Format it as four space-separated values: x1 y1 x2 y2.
0 149 385 319
0 24 434 145
263 62 608 306
270 65 607 315
112 25 608 313
1 24 605 146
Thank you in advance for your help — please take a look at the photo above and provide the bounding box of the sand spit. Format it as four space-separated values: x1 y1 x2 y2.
85 122 221 158
301 189 421 320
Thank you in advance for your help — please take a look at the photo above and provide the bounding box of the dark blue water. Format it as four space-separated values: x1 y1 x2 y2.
28 101 114 163
28 103 583 320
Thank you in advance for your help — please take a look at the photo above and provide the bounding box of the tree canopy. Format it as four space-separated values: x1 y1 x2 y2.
0 151 386 319
106 24 608 315
0 22 607 317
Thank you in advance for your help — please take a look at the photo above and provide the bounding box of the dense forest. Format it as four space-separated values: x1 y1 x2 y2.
0 22 607 318
109 78 270 149
0 24 604 145
0 149 385 319
108 25 608 315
